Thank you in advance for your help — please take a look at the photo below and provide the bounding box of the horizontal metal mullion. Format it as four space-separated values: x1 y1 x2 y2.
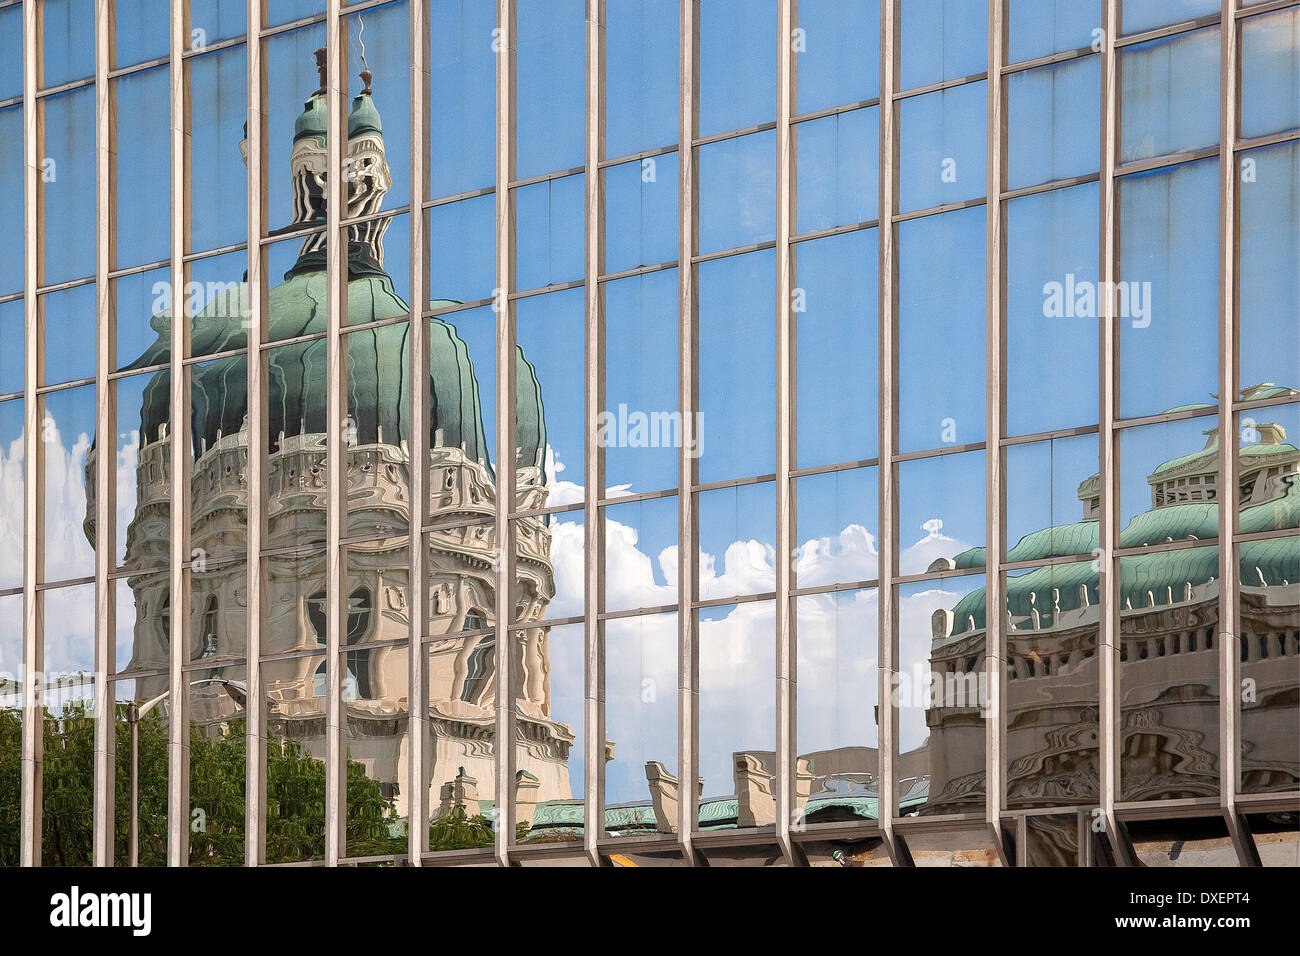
424 185 496 208
894 70 988 101
1235 0 1300 18
693 590 777 611
598 259 678 283
693 120 778 148
509 164 586 189
1235 128 1300 153
598 143 678 170
1001 45 1097 77
509 278 585 300
892 196 987 224
792 97 882 126
791 577 879 598
1114 145 1220 178
599 602 681 622
791 217 880 245
1115 13 1222 47
1000 553 1096 574
1235 527 1300 545
510 501 584 521
1000 172 1101 203
1113 403 1219 430
1113 536 1220 559
36 274 96 295
340 202 412 231
791 456 879 479
421 627 496 645
598 486 679 507
691 239 777 264
35 76 95 99
426 297 497 318
1000 423 1101 446
508 613 584 632
692 472 777 494
893 440 986 462
893 566 986 587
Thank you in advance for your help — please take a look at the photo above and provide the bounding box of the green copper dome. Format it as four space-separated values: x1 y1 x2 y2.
294 92 327 144
349 92 382 138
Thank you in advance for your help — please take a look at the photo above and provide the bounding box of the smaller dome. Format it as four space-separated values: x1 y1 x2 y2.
349 92 382 138
294 93 327 144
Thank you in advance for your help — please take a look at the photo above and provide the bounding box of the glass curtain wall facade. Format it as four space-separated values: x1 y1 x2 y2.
0 0 1296 867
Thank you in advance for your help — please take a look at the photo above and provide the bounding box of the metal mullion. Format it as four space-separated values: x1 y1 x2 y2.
19 0 41 869
1000 172 1102 203
984 0 1009 864
1114 145 1220 178
597 487 678 507
1097 0 1128 864
583 0 606 868
791 217 881 245
1000 423 1101 446
893 70 989 101
166 0 191 868
598 259 677 283
692 119 778 149
423 184 495 208
34 274 96 295
893 439 987 462
1001 45 1097 77
1114 12 1222 47
892 195 987 223
1234 128 1300 153
493 0 518 868
324 0 347 867
406 0 431 866
774 0 798 866
677 0 700 863
791 577 880 599
597 142 677 170
91 0 115 868
792 96 881 126
339 200 412 231
876 0 902 866
182 241 249 264
1217 0 1245 853
1236 0 1300 17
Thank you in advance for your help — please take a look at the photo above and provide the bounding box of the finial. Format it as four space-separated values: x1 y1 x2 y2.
360 69 373 95
314 48 327 96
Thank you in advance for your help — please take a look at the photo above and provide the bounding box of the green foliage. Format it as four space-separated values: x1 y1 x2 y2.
0 703 431 865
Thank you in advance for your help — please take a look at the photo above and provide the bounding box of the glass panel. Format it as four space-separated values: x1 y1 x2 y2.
187 664 248 866
1241 8 1300 140
605 0 678 159
699 0 776 137
1121 0 1218 36
423 521 495 639
343 639 409 857
42 384 96 583
116 370 171 570
699 599 775 831
266 23 327 236
0 301 19 395
0 400 22 591
796 0 879 114
899 450 986 576
604 611 678 836
113 267 170 371
604 153 678 275
604 269 679 495
41 582 96 865
1239 142 1299 392
427 196 495 304
40 87 97 285
267 0 326 30
265 340 327 550
1022 813 1086 866
1127 817 1237 864
898 205 985 453
1006 434 1100 561
1118 416 1221 543
517 621 583 845
188 0 247 47
115 573 168 677
514 288 583 509
795 229 877 468
1249 812 1300 866
1007 56 1100 191
899 0 986 91
698 250 775 483
0 6 22 101
1238 535 1300 796
795 107 878 234
1007 0 1101 64
1118 157 1218 419
1119 27 1219 164
0 593 20 866
515 173 584 291
698 480 775 601
187 248 250 360
113 0 169 70
1236 403 1299 534
111 675 170 865
263 653 329 863
1005 561 1101 811
1118 545 1220 801
424 635 494 850
188 45 248 255
898 81 987 213
796 466 878 589
897 573 987 816
516 0 584 180
603 495 678 614
903 827 1003 865
0 106 22 296
41 283 96 386
795 588 880 828
428 0 495 199
698 130 776 255
42 0 95 89
345 1 410 211
1006 183 1100 436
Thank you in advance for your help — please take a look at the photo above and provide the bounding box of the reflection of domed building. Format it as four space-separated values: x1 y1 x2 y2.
922 391 1300 857
83 56 575 819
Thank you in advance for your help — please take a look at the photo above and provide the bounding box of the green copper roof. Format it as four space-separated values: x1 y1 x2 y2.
294 93 327 143
123 270 546 476
349 92 382 138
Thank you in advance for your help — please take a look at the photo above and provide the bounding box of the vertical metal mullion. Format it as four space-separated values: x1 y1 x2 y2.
493 0 518 868
676 0 700 864
92 0 116 867
583 0 607 868
876 0 901 865
244 0 267 867
167 0 191 868
407 0 431 866
324 0 348 867
984 0 1008 864
19 0 43 868
1097 0 1126 863
774 0 799 867
1217 0 1245 860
